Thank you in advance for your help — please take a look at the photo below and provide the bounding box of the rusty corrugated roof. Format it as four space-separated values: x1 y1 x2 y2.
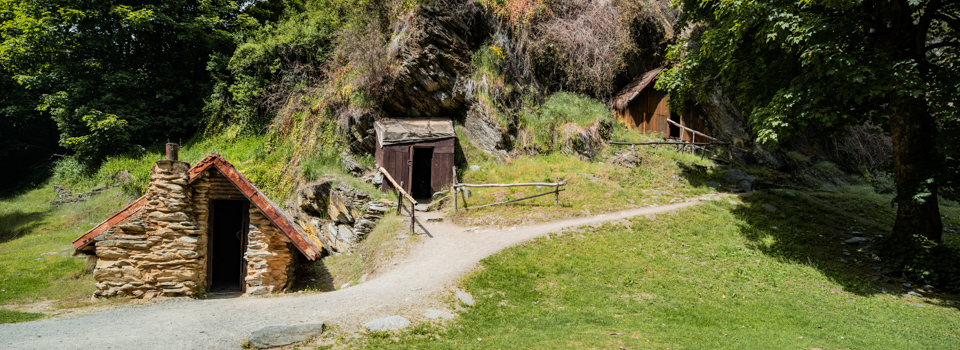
73 154 322 260
610 67 663 110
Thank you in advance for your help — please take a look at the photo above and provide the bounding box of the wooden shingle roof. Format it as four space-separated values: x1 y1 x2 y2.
72 154 321 260
610 67 663 110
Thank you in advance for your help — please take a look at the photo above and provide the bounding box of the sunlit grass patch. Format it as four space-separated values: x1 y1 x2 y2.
356 196 960 349
452 139 720 226
0 186 135 316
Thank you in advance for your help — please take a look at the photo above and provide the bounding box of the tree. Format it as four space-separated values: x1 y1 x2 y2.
659 0 959 244
0 0 255 165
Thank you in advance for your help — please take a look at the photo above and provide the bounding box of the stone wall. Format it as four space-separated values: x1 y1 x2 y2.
93 160 207 298
244 208 294 295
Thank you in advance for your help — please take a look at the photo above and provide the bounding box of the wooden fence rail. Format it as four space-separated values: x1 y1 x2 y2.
452 167 566 212
378 166 418 234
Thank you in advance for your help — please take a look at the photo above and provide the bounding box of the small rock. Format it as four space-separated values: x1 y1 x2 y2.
414 204 430 212
902 283 912 288
906 290 923 298
844 237 869 244
705 181 722 189
40 252 58 256
456 290 475 306
871 276 881 281
851 231 863 237
908 302 925 307
762 203 777 213
424 309 441 319
247 322 325 349
469 165 481 171
363 316 410 331
728 200 738 205
784 191 796 197
839 258 848 264
340 282 351 289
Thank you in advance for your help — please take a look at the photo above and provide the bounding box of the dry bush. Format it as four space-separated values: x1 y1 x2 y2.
533 0 642 97
832 122 892 172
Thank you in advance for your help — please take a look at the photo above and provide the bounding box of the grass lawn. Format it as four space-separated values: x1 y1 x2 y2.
351 187 960 349
0 186 135 323
451 141 720 227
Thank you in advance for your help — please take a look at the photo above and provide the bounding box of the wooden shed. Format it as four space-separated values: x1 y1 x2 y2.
610 67 706 141
73 151 320 298
375 118 455 199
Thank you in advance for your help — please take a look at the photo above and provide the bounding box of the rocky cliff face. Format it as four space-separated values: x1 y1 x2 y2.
380 3 489 118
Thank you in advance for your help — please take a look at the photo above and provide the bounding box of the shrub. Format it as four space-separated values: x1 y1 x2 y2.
877 234 960 293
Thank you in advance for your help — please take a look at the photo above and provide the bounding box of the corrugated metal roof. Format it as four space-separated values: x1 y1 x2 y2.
375 118 455 146
610 67 663 110
73 154 322 260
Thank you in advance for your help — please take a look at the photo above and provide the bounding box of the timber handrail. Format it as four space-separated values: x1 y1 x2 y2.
609 141 724 146
665 119 721 143
378 167 418 206
455 182 566 188
378 167 418 234
452 170 566 212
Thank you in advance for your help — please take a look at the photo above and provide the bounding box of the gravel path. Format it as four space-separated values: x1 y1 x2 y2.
0 198 712 349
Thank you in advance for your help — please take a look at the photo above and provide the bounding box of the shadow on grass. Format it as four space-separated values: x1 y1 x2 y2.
0 209 49 245
679 165 960 308
730 189 960 309
290 255 337 293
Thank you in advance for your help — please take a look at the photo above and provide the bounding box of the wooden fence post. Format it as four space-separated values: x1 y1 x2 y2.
452 166 458 213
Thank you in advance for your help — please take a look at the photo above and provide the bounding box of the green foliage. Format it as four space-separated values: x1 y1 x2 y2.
521 91 610 152
205 0 380 131
0 0 260 165
659 0 959 242
60 110 134 165
877 234 960 293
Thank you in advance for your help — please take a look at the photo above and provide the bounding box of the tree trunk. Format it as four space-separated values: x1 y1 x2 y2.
889 104 942 242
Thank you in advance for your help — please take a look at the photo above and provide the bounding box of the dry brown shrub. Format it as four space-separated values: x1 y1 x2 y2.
526 0 647 97
832 122 892 171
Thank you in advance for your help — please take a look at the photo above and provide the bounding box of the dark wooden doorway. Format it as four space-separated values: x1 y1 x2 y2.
207 200 249 293
669 112 681 138
410 147 434 199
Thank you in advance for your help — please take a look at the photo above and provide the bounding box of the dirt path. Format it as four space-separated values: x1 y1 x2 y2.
0 197 716 349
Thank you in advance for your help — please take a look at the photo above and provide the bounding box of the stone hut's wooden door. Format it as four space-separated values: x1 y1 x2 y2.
205 167 252 294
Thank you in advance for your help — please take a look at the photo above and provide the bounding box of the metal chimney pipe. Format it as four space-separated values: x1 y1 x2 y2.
165 143 179 161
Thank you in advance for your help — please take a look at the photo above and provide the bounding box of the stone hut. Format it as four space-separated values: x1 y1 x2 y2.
73 148 321 298
610 67 707 141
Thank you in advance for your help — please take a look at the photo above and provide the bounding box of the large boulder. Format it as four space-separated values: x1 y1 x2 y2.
559 118 613 159
246 322 325 349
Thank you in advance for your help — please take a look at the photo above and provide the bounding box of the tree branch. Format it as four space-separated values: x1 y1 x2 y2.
917 0 944 53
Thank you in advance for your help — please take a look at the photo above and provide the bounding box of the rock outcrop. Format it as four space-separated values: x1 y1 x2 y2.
559 118 613 159
288 179 390 255
380 2 488 118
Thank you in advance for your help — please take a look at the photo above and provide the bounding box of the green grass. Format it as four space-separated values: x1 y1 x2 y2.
0 309 45 324
520 92 611 152
0 185 136 318
354 188 960 349
306 213 412 291
452 133 719 226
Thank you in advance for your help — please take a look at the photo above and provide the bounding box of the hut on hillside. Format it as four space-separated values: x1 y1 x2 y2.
374 118 455 199
610 67 707 141
73 147 321 298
